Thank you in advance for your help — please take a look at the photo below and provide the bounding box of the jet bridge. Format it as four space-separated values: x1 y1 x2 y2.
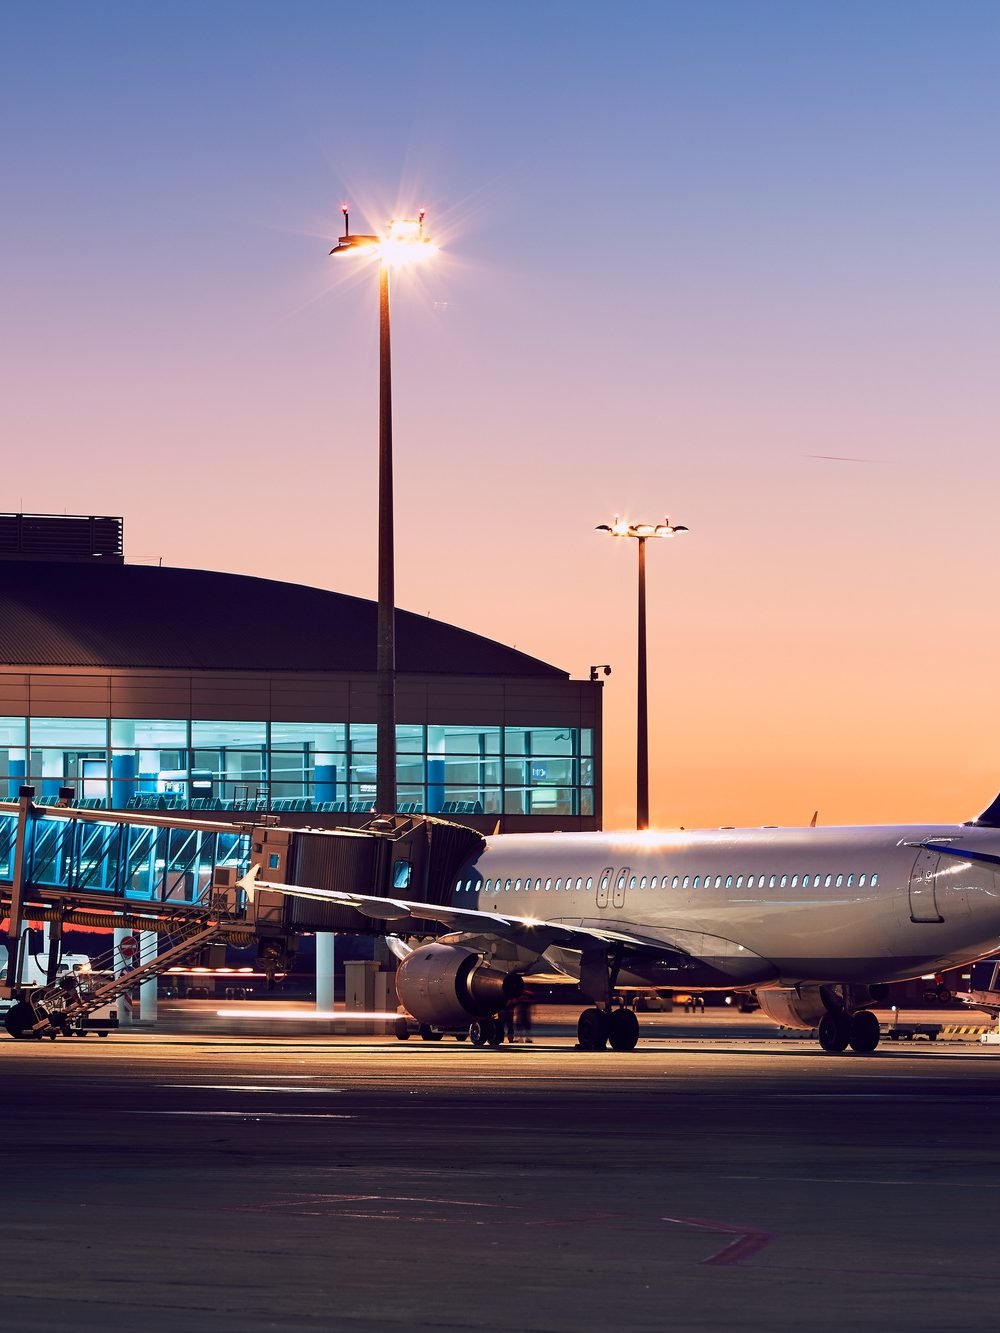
245 812 484 933
0 789 483 1039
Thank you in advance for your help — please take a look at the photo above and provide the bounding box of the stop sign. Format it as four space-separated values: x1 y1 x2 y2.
118 934 140 961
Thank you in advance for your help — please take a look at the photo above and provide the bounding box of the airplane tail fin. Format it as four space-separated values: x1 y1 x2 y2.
967 793 1000 828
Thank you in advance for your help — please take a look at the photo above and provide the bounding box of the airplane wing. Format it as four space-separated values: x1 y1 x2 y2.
919 842 1000 871
237 866 685 957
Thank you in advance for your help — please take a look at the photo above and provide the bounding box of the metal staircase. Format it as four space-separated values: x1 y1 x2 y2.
6 912 248 1040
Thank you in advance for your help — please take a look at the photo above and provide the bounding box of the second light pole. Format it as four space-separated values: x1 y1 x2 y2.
332 209 436 814
597 517 688 830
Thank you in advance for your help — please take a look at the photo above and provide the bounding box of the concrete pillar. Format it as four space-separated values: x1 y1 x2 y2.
113 927 133 1026
316 933 336 1011
139 931 157 1025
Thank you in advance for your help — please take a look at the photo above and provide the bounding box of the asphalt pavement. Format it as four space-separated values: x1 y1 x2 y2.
4 1023 1000 1332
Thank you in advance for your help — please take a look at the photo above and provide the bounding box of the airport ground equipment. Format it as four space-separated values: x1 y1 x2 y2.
3 914 244 1039
883 1023 941 1042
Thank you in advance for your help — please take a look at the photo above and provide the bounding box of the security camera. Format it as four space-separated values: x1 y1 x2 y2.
589 664 612 681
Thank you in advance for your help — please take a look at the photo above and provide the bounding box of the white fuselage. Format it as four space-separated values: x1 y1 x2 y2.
452 823 1000 989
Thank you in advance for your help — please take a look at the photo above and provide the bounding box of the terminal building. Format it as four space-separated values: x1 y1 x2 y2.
0 513 602 832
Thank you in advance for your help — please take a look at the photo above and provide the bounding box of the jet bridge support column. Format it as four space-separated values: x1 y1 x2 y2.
44 916 62 984
316 934 336 1013
114 927 133 1027
139 932 158 1024
3 787 35 997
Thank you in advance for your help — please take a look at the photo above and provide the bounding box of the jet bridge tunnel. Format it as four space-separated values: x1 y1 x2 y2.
0 791 485 1034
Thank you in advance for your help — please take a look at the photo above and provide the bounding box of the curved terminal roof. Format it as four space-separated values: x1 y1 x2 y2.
0 562 567 677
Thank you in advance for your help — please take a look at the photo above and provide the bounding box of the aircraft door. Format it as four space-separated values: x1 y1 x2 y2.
612 867 631 910
596 867 614 909
909 849 944 923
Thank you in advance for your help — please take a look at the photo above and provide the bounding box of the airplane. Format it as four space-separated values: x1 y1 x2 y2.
238 792 1000 1055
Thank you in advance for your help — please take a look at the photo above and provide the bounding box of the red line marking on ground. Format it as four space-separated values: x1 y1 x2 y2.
662 1213 773 1266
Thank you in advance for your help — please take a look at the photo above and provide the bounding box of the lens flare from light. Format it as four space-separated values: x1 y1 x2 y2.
378 217 438 270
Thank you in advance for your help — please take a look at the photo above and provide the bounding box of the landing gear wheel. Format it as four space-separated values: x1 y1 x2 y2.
418 1025 443 1042
817 1011 850 1053
577 1007 609 1051
393 1018 411 1041
469 1017 497 1047
608 1007 640 1052
3 1001 39 1041
848 1009 881 1053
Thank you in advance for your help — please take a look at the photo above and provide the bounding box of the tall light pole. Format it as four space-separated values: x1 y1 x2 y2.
331 209 436 814
597 518 688 830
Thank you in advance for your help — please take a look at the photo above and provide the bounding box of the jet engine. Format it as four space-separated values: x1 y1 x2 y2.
395 943 523 1029
756 986 828 1030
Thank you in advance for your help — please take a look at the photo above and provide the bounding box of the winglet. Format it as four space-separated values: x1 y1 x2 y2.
237 863 261 904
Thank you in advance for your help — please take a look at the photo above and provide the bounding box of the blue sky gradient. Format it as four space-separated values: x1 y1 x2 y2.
3 2 1000 826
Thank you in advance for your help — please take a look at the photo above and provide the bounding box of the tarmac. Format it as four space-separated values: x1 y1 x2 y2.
4 1007 1000 1332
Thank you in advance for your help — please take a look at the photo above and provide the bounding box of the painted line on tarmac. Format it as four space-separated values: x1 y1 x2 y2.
662 1213 773 1266
718 1173 1000 1188
125 1110 356 1120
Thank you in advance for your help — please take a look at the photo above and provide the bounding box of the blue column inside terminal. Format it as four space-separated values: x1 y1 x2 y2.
428 758 444 814
314 763 337 802
112 753 137 808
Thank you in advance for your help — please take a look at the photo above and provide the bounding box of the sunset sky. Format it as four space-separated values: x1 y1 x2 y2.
4 2 1000 830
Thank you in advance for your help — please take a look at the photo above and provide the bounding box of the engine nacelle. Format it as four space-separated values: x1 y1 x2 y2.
396 943 524 1029
756 985 828 1030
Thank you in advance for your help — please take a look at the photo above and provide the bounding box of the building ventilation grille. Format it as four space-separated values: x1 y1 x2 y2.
0 513 124 563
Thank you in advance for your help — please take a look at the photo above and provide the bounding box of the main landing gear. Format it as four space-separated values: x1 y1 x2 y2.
817 986 885 1054
577 1005 639 1052
468 1017 504 1047
575 946 640 1052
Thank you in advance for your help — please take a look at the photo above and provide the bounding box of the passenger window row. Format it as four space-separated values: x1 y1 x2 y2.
661 870 879 890
456 870 880 893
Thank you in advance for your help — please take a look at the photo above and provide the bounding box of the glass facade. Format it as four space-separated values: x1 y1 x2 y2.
0 717 595 818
